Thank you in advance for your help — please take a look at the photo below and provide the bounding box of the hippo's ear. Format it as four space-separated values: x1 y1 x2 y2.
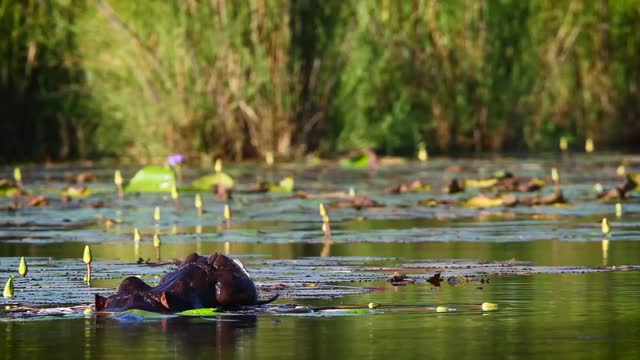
95 294 107 311
159 292 171 311
207 253 219 267
182 253 200 265
233 259 251 279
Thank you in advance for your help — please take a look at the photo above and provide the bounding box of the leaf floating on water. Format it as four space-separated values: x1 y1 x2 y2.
194 173 235 190
178 308 222 317
318 309 374 315
269 176 295 193
125 166 176 193
112 309 178 319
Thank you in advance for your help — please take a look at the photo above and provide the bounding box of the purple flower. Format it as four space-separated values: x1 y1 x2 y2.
167 154 184 166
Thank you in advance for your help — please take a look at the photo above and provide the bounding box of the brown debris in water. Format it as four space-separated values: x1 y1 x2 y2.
387 272 415 286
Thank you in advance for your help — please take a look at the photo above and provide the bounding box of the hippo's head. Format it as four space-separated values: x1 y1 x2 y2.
206 253 258 307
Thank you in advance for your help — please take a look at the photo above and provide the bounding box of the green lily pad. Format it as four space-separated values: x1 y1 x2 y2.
318 309 375 315
268 176 294 193
339 154 370 169
0 183 20 197
111 309 178 319
60 187 91 198
177 308 222 317
192 172 235 190
124 166 176 193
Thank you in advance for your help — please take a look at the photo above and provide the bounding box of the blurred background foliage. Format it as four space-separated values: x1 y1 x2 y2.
1 0 639 163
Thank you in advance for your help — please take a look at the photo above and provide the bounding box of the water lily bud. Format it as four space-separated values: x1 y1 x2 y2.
368 302 380 309
83 245 92 264
265 151 274 166
436 306 449 313
601 218 610 235
559 137 568 151
133 228 141 242
13 167 22 183
114 170 123 186
195 194 203 209
153 206 161 221
153 234 161 247
214 159 222 173
615 203 622 218
551 168 559 183
481 302 498 311
18 257 28 277
418 143 428 162
616 165 626 176
585 138 594 153
3 277 14 298
319 203 328 220
224 204 231 220
348 187 356 197
594 183 604 194
170 184 179 200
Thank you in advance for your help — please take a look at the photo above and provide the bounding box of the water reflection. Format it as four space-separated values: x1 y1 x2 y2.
1 272 640 359
93 315 257 358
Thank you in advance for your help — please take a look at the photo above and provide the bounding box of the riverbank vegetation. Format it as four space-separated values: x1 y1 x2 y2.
2 0 639 162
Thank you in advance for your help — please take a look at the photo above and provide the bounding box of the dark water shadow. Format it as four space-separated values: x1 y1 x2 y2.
93 315 258 358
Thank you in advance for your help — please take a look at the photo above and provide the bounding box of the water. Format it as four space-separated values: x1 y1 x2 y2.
1 154 640 359
3 272 639 359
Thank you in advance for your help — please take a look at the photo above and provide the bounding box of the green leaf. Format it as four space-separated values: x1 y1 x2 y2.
112 309 178 319
177 308 222 317
268 176 294 193
61 186 91 198
339 154 370 169
124 166 176 193
0 183 20 197
318 309 375 315
191 172 235 190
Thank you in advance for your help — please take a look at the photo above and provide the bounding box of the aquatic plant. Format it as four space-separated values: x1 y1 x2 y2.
19 257 28 277
83 245 92 284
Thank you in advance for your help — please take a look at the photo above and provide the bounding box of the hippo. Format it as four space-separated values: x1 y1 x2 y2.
95 253 278 312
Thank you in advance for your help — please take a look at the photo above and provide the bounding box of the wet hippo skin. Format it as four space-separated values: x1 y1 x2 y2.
95 253 277 312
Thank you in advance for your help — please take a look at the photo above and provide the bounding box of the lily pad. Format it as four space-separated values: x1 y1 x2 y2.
268 176 294 193
339 154 370 169
0 184 20 197
192 172 234 190
61 187 91 198
111 309 178 319
177 308 222 317
124 166 176 193
464 178 498 189
318 309 375 315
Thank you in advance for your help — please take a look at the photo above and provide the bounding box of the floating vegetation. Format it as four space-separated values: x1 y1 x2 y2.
1 156 640 324
125 166 176 193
